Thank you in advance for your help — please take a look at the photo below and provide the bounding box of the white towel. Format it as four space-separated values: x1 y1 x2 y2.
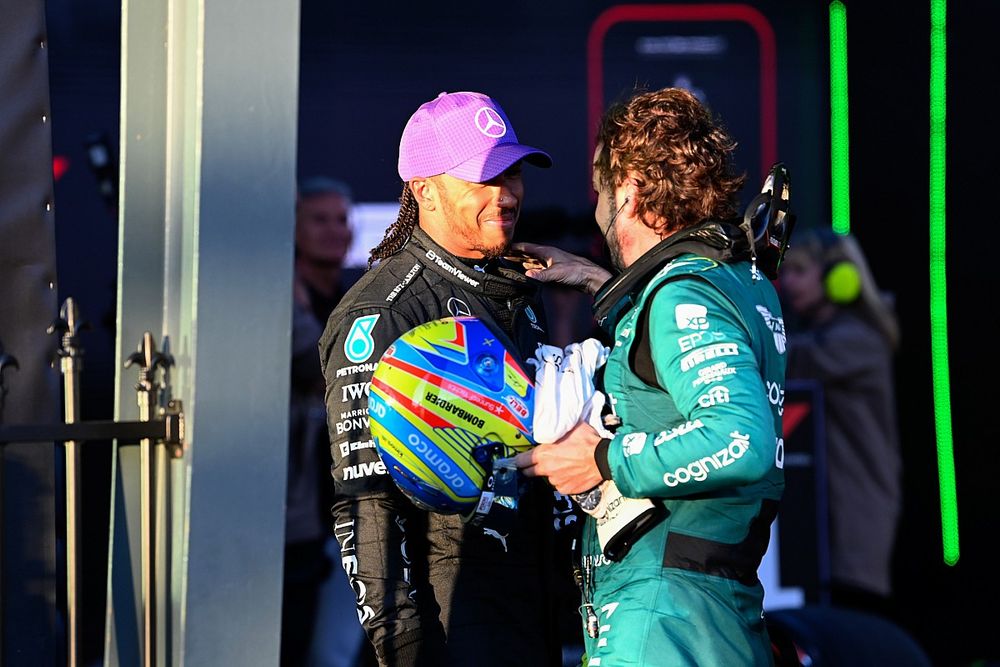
529 340 659 559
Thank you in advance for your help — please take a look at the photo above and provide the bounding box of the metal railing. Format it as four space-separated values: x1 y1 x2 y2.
0 298 184 667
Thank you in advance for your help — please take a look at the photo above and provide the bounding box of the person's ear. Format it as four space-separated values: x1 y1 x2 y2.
627 175 643 201
410 178 437 211
621 174 642 211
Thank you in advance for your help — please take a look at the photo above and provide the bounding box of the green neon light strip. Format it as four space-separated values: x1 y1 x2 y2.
930 0 959 566
829 1 850 235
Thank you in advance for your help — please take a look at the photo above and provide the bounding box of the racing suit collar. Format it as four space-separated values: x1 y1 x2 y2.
592 219 748 334
406 226 537 299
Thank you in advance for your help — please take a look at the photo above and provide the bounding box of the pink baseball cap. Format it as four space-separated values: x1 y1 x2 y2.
398 91 552 183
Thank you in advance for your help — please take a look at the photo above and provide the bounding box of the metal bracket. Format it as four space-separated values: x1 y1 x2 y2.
161 399 185 458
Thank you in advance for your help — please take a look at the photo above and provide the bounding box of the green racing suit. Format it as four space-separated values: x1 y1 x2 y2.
583 254 786 666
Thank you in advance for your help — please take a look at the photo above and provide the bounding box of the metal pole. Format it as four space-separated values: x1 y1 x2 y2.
139 404 155 667
154 339 173 667
50 298 83 667
127 332 158 667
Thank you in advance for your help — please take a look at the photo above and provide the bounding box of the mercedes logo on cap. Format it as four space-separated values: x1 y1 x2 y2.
475 107 507 138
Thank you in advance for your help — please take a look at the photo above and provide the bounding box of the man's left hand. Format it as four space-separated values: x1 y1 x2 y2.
514 420 605 494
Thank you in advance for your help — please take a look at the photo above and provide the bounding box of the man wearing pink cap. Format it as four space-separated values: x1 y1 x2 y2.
319 92 567 666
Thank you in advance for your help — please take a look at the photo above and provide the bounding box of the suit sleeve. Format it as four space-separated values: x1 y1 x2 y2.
320 305 447 665
607 278 780 499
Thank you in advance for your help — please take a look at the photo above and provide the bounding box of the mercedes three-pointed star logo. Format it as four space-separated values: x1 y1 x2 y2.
475 107 507 138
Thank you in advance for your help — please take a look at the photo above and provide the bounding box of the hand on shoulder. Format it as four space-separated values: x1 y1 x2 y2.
508 242 611 295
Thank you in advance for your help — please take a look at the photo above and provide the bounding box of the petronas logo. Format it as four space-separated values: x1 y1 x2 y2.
344 315 380 363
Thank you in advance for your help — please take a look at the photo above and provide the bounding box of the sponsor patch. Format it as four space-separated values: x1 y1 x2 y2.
621 432 648 457
766 380 785 416
505 394 529 419
337 438 375 457
483 528 508 552
523 305 545 333
691 362 737 387
756 305 786 354
680 342 739 371
654 257 719 280
653 419 704 446
677 330 726 352
425 249 480 287
663 431 750 487
334 519 376 624
342 460 387 480
675 303 710 330
386 263 421 302
447 296 472 317
697 385 731 408
344 315 380 363
341 381 371 403
335 410 370 435
425 391 487 429
335 362 378 379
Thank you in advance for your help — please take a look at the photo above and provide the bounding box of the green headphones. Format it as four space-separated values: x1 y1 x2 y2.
824 260 861 304
818 230 862 304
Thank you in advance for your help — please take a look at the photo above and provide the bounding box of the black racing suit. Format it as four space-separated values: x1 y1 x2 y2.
319 227 568 667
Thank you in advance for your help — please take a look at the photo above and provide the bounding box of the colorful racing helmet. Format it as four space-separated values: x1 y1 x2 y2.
368 317 535 515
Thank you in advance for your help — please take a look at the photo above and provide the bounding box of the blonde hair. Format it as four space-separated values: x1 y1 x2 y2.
792 230 899 350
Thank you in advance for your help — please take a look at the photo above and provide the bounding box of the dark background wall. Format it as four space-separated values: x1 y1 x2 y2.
37 0 997 664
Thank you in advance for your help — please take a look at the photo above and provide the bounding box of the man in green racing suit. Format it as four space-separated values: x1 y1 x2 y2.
514 87 786 666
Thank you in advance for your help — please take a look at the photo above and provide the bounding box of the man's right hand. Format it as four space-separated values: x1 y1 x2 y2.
508 242 612 296
514 420 604 495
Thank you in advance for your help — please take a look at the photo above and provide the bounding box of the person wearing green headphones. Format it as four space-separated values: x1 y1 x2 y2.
780 229 902 618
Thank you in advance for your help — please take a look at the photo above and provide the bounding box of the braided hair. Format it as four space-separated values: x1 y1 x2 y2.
368 183 419 269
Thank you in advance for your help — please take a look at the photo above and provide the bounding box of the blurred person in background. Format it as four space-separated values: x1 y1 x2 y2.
285 177 362 666
780 228 901 618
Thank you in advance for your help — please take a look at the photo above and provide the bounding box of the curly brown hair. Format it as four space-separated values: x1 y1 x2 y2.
595 88 745 236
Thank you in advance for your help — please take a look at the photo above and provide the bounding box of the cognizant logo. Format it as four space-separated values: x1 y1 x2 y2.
663 432 750 487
